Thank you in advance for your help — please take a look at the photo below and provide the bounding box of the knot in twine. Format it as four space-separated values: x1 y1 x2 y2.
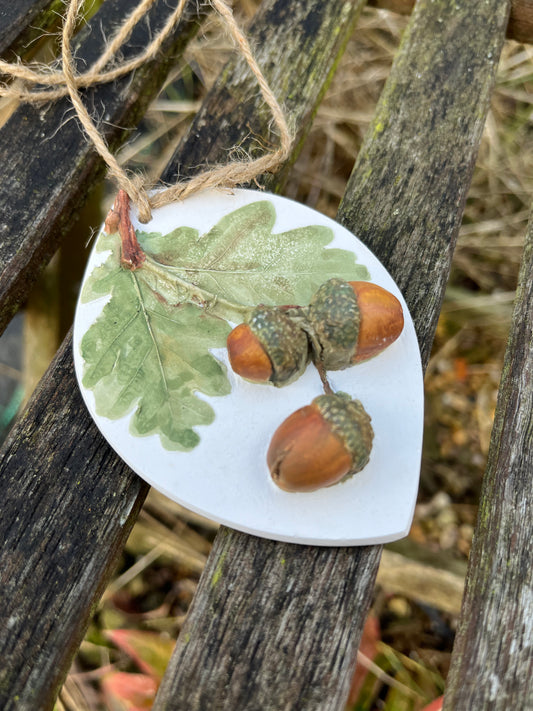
1 0 292 223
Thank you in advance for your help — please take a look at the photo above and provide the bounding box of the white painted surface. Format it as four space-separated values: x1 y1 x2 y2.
73 189 424 545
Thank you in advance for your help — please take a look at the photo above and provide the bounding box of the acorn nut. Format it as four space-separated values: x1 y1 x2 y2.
307 278 404 369
267 392 374 492
227 306 309 386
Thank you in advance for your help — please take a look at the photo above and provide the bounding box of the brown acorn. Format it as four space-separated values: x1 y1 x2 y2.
267 393 374 492
306 278 404 369
227 306 309 386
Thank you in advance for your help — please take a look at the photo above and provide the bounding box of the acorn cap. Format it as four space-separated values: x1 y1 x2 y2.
267 392 374 492
227 306 309 386
306 278 360 370
313 393 374 476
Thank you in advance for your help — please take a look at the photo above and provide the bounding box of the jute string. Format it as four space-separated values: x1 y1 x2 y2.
1 0 292 222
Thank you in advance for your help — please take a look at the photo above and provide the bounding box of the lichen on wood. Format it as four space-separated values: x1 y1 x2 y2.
339 0 510 367
443 217 533 710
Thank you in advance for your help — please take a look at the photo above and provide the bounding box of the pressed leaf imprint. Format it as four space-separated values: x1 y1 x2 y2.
81 200 369 450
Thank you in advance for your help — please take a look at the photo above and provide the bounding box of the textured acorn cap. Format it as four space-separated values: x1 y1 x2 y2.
313 393 374 476
307 278 404 369
307 278 360 370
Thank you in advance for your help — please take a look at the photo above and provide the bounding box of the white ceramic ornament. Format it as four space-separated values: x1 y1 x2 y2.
73 188 423 545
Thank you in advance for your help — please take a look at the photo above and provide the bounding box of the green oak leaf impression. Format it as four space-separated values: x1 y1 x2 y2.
80 200 369 450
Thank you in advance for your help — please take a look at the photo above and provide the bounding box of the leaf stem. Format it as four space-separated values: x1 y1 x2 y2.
106 190 146 270
104 193 251 320
142 254 253 320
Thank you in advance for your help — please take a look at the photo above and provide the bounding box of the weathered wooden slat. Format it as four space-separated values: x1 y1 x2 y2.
0 0 201 335
0 1 366 709
0 0 59 58
158 535 382 711
339 0 511 366
443 216 533 709
154 2 510 710
369 0 533 44
0 336 149 711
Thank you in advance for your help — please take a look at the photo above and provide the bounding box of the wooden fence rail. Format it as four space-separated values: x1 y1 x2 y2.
0 0 531 709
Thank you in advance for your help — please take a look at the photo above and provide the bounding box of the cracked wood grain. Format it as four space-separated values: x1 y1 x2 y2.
0 334 150 711
443 215 533 710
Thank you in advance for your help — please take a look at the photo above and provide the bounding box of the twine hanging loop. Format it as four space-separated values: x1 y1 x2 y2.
1 0 293 223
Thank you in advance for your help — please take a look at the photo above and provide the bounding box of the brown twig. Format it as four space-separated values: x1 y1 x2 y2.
314 358 334 396
296 314 334 395
105 190 146 270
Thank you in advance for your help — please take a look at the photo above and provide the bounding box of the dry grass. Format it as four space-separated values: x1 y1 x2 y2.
50 4 533 709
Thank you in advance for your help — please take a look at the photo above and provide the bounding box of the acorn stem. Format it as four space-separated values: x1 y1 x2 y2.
314 358 334 396
295 311 333 394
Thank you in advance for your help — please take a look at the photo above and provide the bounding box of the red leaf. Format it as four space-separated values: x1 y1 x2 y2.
347 614 381 704
453 357 468 383
106 629 175 680
101 671 158 711
421 696 444 711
